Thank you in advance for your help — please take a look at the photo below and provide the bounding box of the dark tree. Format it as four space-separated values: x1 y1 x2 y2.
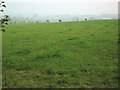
0 1 10 32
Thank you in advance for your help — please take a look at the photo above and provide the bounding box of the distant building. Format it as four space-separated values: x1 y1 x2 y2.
89 17 95 20
101 18 113 20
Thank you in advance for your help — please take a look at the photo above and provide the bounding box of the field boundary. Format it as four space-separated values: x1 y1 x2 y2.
0 31 2 90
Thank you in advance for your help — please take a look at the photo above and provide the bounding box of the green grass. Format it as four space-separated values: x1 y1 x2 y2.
2 20 118 88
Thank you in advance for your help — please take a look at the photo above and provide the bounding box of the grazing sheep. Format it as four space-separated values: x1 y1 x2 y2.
36 20 40 23
46 19 50 23
9 21 12 24
76 18 79 21
85 18 87 21
59 20 62 22
14 21 17 24
24 21 28 23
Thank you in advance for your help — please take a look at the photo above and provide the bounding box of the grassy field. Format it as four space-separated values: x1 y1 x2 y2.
2 20 118 88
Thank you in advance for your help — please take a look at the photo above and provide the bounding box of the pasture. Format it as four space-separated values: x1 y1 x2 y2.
2 20 118 88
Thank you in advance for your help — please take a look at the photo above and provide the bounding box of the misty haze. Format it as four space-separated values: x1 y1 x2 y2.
3 1 118 22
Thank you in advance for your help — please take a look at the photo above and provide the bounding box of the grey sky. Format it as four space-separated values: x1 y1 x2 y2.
3 0 118 17
5 0 119 2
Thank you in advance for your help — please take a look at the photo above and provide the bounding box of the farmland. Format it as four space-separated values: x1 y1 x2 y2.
2 20 118 88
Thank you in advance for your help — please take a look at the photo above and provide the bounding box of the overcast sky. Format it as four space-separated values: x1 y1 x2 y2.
2 0 119 17
5 0 119 2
